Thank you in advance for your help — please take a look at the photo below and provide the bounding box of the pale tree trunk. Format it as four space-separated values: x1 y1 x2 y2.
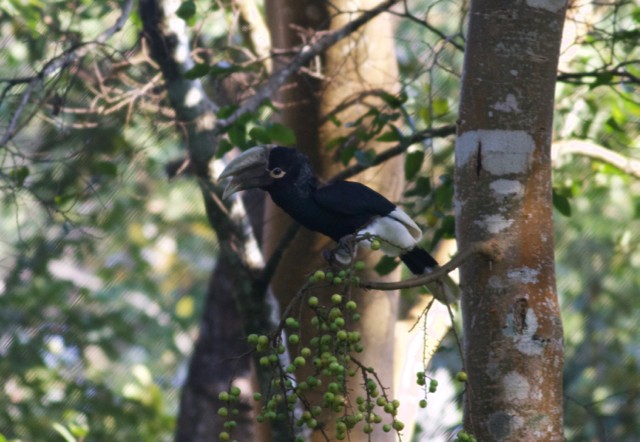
263 1 406 441
455 1 567 440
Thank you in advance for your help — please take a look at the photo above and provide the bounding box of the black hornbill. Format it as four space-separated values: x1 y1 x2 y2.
219 145 459 303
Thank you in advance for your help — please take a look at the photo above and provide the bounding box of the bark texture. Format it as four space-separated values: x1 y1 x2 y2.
455 0 567 440
264 1 404 440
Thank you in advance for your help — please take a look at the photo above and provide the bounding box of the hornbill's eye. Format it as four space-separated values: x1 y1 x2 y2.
270 167 286 179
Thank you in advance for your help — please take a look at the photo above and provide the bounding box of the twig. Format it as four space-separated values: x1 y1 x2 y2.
216 0 400 132
360 240 501 291
0 0 134 147
552 139 640 179
330 125 456 182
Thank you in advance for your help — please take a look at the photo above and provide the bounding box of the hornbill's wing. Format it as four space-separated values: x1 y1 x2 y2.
312 181 395 217
313 181 422 247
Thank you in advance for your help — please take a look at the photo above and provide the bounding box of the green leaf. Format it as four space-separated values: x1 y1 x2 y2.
216 139 234 158
209 61 242 77
52 423 76 442
184 63 210 79
217 105 239 119
376 128 401 143
9 165 29 186
375 256 400 276
266 123 296 145
340 145 357 165
418 107 431 126
326 136 346 150
355 149 376 167
552 189 572 217
589 72 614 90
380 91 408 109
328 114 342 127
404 150 424 181
432 98 449 116
430 216 456 248
249 126 271 144
176 1 196 20
228 124 247 148
95 161 117 177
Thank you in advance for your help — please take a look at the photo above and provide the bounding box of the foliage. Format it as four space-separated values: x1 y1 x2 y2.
0 0 639 440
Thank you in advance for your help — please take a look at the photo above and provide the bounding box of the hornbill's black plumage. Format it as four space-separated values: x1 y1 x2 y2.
219 145 459 303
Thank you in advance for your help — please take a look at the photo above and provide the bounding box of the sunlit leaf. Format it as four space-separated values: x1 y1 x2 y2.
266 123 296 145
249 126 271 144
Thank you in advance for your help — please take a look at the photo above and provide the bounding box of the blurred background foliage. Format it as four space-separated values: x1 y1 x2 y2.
0 0 639 440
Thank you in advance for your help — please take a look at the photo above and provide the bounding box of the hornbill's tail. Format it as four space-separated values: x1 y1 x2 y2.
400 248 460 304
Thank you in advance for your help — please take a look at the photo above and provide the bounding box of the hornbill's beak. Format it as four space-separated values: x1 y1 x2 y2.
218 145 273 199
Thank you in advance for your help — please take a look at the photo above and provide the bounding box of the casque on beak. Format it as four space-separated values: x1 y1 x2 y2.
218 145 274 199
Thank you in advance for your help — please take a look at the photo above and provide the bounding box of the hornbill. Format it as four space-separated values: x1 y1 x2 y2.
219 145 459 303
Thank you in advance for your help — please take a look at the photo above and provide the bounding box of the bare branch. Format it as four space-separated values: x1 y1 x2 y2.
330 124 456 182
216 0 400 131
0 0 134 147
552 139 640 178
360 240 501 291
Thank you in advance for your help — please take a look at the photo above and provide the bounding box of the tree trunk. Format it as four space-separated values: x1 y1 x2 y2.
263 1 404 440
455 1 567 440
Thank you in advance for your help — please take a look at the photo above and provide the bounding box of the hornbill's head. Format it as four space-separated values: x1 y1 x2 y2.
218 145 313 198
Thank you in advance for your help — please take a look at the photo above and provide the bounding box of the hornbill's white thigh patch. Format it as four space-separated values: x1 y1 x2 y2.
359 208 422 256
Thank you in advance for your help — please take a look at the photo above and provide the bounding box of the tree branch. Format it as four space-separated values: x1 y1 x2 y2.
360 240 501 291
0 0 134 147
552 139 640 178
216 0 400 131
330 124 456 181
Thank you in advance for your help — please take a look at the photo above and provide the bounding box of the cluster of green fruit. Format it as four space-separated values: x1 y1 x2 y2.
216 279 407 441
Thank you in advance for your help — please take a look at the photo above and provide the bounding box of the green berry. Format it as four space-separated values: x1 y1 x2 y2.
218 391 230 401
285 317 298 328
308 296 319 307
218 407 228 417
392 420 405 431
371 239 381 250
294 356 306 367
419 399 427 408
257 335 269 345
219 431 230 441
331 294 342 304
456 371 468 382
332 277 343 284
288 334 300 344
313 270 326 280
230 386 241 397
301 347 312 357
346 300 357 311
253 392 262 401
247 334 258 345
354 260 366 271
